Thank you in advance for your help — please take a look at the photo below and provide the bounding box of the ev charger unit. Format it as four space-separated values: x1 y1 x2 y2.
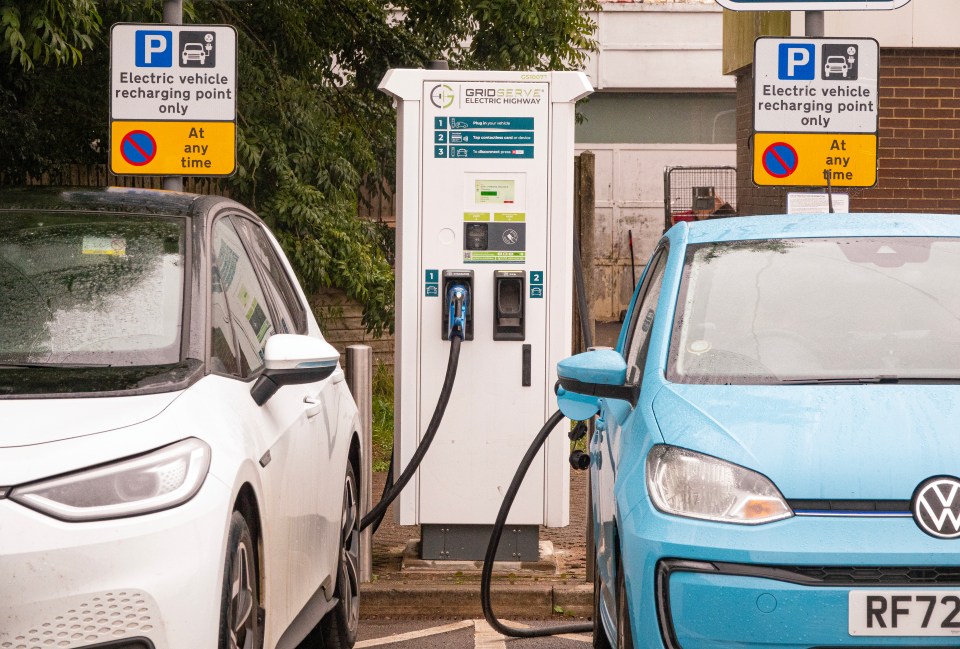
379 68 593 560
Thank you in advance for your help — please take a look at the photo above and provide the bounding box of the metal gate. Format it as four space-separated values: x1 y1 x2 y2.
663 166 737 232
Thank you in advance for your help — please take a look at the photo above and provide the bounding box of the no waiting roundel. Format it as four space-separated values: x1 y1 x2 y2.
762 142 798 179
120 130 157 166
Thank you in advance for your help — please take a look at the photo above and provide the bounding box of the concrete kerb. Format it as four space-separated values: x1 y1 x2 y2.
359 582 593 620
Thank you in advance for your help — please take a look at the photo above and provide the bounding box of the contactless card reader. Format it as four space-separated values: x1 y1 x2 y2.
493 270 524 341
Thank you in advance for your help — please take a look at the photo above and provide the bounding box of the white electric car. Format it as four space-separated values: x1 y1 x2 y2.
0 188 363 649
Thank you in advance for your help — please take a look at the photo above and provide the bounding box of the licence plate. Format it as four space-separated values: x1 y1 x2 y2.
849 591 960 636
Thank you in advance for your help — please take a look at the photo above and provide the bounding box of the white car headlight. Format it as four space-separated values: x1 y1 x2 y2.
10 438 210 522
646 445 792 525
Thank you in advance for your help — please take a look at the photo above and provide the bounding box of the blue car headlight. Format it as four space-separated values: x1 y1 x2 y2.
10 438 211 522
646 445 793 525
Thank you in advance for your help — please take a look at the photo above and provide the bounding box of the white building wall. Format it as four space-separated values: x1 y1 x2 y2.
789 0 960 45
575 143 736 319
585 2 734 91
579 1 735 320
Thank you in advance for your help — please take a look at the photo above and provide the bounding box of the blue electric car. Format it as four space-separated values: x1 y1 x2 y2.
557 214 960 649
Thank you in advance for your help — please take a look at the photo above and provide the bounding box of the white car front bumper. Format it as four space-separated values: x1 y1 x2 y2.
0 476 231 649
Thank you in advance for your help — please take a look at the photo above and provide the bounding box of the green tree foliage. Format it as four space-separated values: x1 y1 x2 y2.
0 0 598 335
1 0 101 69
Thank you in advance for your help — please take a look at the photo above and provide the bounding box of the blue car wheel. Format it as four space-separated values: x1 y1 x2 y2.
593 552 613 649
616 553 634 649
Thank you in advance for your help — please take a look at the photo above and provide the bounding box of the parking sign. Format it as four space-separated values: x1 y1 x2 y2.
753 37 879 188
755 37 878 134
134 30 173 67
110 23 237 176
778 43 816 80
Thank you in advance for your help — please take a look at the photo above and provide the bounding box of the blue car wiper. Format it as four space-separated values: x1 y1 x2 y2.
781 376 960 384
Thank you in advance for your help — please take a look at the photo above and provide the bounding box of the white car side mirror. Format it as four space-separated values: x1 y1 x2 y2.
250 334 340 405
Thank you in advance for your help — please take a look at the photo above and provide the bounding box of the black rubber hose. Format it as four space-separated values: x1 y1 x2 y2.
481 409 593 637
360 335 462 531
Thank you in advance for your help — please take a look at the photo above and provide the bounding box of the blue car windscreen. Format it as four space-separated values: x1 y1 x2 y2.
667 237 960 385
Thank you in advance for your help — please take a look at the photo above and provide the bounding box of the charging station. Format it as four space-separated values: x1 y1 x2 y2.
380 68 592 560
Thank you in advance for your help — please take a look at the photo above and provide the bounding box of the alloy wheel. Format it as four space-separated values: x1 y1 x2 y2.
228 535 256 649
338 468 360 635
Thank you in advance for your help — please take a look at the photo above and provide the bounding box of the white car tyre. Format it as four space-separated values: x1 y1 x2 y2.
219 511 261 649
320 462 360 648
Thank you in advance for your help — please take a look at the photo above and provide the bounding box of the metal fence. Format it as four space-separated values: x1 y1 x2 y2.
663 166 738 232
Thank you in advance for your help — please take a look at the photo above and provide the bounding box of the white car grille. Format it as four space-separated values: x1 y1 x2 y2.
0 589 160 649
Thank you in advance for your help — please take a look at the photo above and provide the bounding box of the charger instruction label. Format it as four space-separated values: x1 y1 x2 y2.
424 269 439 297
433 115 536 159
530 270 544 298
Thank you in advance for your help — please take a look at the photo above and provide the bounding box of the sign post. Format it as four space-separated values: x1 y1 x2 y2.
110 23 237 178
752 36 879 188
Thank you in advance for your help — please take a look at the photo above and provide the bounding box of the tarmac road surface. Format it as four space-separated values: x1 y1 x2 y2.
356 618 593 648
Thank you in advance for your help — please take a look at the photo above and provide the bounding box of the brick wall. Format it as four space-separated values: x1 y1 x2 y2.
737 48 960 215
736 70 790 214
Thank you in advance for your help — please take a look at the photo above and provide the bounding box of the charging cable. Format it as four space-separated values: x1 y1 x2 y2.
360 284 468 531
480 409 593 637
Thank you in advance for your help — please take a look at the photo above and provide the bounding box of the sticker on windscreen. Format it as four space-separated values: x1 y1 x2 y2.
82 236 126 256
246 300 270 342
217 242 239 289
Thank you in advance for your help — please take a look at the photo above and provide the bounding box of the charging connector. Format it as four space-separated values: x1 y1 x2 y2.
446 283 469 340
442 270 474 341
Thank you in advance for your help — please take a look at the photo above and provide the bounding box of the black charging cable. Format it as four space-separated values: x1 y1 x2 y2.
480 211 597 637
480 409 593 637
360 334 462 531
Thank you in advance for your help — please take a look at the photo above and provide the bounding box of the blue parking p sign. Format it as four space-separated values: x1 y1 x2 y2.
135 30 173 67
778 43 815 80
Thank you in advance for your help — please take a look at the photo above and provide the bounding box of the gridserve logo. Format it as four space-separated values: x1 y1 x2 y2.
430 84 455 109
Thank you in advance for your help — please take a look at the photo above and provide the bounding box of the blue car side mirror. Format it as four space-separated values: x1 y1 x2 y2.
555 349 641 420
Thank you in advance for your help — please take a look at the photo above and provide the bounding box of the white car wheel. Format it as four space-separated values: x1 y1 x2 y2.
219 511 261 649
320 463 360 648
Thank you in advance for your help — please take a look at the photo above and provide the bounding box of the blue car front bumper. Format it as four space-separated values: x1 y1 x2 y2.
622 501 960 649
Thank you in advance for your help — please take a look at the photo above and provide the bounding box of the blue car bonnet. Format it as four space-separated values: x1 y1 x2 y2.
652 382 960 500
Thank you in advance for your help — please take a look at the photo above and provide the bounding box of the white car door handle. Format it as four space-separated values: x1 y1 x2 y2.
303 396 324 418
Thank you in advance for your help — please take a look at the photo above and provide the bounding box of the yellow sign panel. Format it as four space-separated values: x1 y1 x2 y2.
753 133 876 187
110 120 235 176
